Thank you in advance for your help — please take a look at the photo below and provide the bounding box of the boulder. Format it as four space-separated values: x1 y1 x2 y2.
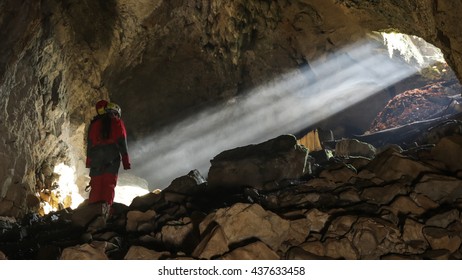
368 151 435 182
163 169 206 195
335 139 376 159
161 217 195 249
129 191 162 212
426 210 460 228
71 201 109 228
423 227 462 253
60 241 108 260
208 135 308 191
414 174 462 204
192 224 228 259
194 203 290 257
126 210 157 232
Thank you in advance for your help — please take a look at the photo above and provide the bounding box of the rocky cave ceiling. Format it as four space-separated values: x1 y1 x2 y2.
1 0 462 218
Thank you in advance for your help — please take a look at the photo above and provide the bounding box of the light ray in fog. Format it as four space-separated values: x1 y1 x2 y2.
127 40 420 189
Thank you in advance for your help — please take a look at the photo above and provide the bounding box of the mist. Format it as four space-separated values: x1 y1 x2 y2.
126 39 421 190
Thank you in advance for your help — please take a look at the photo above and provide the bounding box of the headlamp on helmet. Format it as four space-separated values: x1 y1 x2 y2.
106 102 121 116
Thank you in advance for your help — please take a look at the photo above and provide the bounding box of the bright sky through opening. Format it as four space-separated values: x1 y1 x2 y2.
129 37 426 189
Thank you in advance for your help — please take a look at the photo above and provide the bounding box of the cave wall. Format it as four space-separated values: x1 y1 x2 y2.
1 0 462 217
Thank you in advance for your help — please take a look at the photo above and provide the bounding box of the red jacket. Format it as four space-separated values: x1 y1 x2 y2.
86 113 131 175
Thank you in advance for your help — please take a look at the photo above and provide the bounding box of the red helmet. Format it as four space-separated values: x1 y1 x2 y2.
95 100 109 115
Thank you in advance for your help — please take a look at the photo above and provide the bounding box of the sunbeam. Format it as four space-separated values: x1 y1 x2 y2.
128 39 423 189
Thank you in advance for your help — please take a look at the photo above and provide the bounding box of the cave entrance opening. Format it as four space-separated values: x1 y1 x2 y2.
297 31 461 141
365 31 461 133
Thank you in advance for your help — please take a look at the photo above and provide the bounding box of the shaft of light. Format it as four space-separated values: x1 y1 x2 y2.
128 40 421 189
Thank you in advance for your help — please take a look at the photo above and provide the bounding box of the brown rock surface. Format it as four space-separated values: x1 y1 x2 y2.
60 242 109 260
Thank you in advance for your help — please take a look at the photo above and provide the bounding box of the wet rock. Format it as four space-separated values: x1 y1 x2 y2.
208 135 308 191
60 241 108 260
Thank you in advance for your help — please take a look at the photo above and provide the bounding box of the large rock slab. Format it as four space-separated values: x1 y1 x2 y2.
163 169 206 195
423 227 462 253
208 135 308 190
335 139 376 159
193 203 290 259
367 150 435 182
414 174 462 204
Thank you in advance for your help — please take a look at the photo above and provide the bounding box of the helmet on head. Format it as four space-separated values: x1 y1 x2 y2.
106 102 121 116
95 100 109 115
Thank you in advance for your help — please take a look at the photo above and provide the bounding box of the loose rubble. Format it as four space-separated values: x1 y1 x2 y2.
1 124 462 259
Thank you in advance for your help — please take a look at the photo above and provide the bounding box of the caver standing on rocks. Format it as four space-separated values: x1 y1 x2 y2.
85 100 131 208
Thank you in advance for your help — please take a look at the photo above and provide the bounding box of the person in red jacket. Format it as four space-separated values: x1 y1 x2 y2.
86 100 131 206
